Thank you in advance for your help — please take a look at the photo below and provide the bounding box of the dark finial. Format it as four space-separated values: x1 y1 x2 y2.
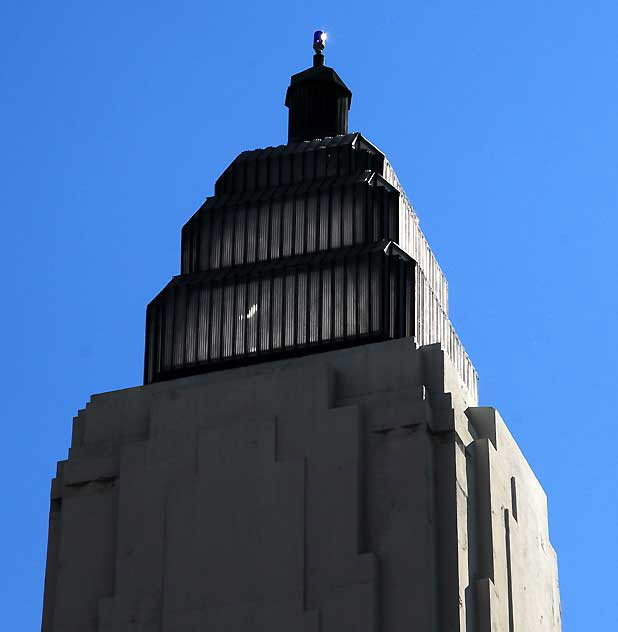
285 30 351 142
313 30 326 67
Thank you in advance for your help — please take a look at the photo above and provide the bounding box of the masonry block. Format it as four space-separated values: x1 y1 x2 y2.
41 339 560 632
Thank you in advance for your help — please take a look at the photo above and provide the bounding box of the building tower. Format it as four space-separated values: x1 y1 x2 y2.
41 33 561 632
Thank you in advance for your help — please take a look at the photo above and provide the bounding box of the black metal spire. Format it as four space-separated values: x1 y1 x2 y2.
285 31 352 143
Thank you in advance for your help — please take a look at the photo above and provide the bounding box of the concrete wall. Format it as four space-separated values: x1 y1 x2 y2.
41 338 560 631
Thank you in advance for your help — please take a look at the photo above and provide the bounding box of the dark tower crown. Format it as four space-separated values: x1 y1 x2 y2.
285 32 352 143
143 34 477 401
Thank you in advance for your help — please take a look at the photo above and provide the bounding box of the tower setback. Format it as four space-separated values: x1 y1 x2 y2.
41 38 561 632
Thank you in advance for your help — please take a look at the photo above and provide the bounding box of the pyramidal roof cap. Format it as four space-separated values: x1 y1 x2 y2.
285 64 352 106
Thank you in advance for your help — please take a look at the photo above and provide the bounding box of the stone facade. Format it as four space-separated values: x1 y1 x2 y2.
41 338 560 631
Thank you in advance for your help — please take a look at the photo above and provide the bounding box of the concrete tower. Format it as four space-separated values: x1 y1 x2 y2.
41 35 561 632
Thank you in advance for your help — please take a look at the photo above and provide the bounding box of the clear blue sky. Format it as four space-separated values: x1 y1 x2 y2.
2 1 616 629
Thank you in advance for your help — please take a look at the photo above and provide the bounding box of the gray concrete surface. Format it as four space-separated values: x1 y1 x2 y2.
41 338 560 631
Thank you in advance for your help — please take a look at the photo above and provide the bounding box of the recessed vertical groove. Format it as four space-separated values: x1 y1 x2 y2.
304 264 310 345
504 509 515 632
266 276 273 353
511 477 518 522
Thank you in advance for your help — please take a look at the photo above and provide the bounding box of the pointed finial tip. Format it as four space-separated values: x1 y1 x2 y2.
313 30 327 52
313 30 327 66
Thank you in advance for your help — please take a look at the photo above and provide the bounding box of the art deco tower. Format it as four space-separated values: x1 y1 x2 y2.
42 33 561 631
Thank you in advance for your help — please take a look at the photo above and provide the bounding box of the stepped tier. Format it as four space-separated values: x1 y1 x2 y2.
146 241 414 384
145 133 477 402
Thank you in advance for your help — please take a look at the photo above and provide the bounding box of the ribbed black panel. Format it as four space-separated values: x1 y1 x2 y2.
181 175 399 275
144 244 415 384
286 81 350 143
214 134 383 196
145 133 421 385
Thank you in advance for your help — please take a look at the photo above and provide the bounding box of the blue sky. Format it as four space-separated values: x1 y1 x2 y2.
2 1 616 629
